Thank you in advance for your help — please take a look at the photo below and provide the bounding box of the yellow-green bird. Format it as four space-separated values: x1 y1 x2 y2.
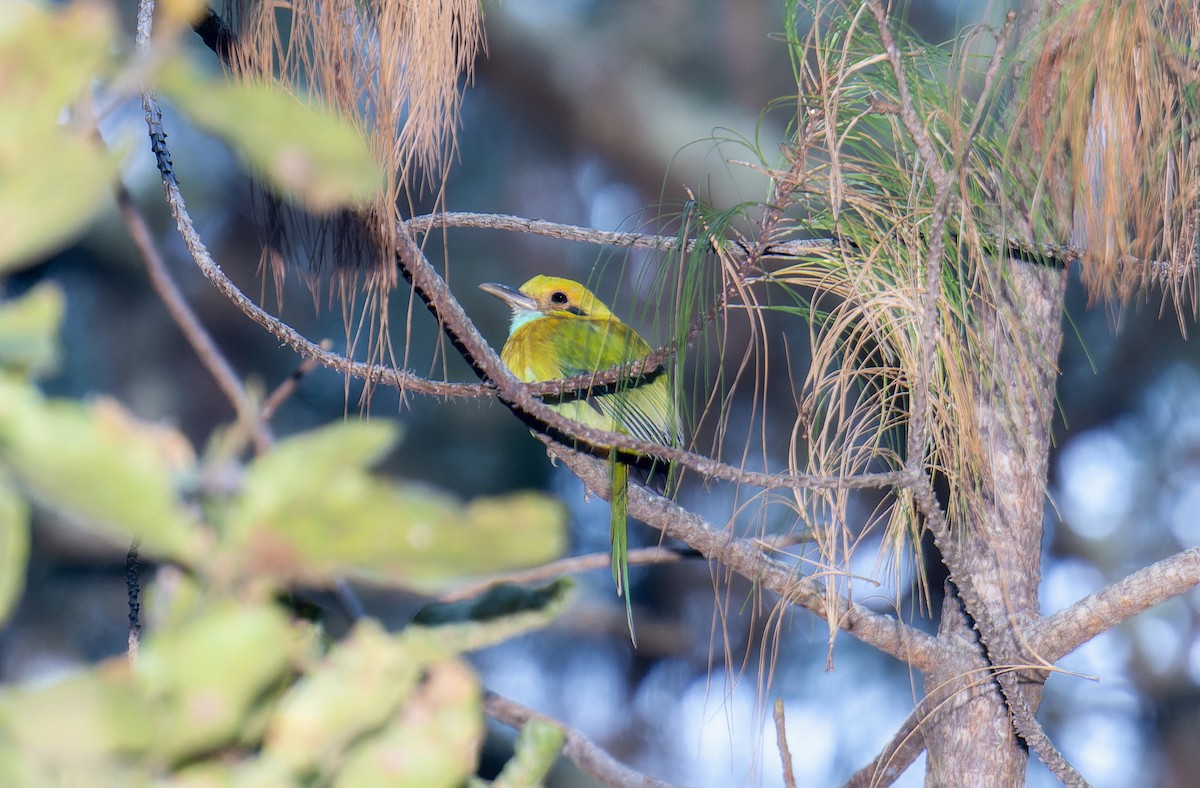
480 275 679 644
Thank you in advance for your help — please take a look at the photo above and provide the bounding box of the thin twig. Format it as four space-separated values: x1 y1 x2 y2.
773 699 797 788
843 691 940 788
260 352 322 424
116 184 271 453
866 2 952 193
126 541 141 665
843 655 1031 788
844 714 924 788
865 0 952 468
957 11 1018 170
485 691 673 788
407 209 1110 280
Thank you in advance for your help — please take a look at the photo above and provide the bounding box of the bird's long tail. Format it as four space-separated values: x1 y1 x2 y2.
609 452 635 647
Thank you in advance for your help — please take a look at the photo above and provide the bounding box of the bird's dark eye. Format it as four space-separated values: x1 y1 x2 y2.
550 291 569 305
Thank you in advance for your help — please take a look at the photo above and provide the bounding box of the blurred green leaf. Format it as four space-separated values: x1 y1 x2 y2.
0 377 197 560
234 419 399 508
136 601 300 761
0 2 118 273
0 555 569 785
0 474 29 626
263 619 424 775
0 664 153 778
158 63 384 212
0 1 113 118
223 422 566 591
335 658 482 788
0 130 115 274
451 493 568 578
0 283 65 376
493 718 565 788
0 132 116 274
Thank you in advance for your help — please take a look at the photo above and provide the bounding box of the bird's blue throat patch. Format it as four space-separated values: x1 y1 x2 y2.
508 309 543 334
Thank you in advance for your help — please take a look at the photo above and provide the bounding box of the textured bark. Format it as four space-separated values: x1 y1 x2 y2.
922 262 1069 785
1034 547 1200 662
925 583 1026 786
966 262 1066 641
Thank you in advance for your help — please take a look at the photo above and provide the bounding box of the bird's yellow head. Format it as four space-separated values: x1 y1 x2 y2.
479 275 615 334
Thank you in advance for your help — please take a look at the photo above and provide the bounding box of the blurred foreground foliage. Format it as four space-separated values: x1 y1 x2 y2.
0 283 572 784
0 1 573 783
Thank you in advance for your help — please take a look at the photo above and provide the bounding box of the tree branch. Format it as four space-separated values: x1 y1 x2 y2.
866 1 952 193
407 210 839 259
485 691 672 788
259 353 321 424
125 542 141 665
132 92 487 400
1032 546 1200 662
548 440 940 670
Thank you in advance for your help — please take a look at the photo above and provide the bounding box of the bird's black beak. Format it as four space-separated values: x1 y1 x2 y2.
479 282 538 312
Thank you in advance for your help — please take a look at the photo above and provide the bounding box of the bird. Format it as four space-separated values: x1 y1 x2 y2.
480 275 679 644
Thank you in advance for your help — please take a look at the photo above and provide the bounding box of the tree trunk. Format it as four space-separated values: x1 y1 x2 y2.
925 583 1027 785
923 262 1068 784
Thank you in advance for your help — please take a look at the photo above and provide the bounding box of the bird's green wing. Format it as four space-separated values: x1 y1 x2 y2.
545 317 679 447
